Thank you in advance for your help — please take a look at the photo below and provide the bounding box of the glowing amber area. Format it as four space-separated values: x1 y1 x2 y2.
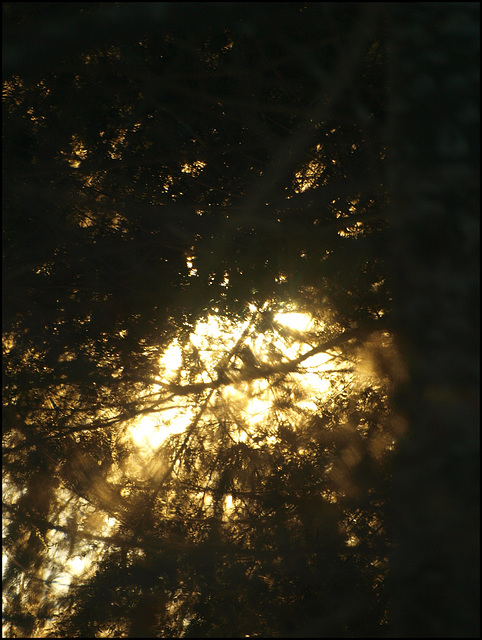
3 300 395 638
124 304 348 457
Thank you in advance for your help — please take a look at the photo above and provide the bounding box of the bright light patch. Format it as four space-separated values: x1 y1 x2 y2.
186 256 198 277
190 314 248 359
299 351 331 367
275 311 312 332
190 316 221 345
130 407 196 453
67 555 89 576
160 341 183 377
224 494 234 516
2 554 8 579
130 417 165 451
244 396 271 425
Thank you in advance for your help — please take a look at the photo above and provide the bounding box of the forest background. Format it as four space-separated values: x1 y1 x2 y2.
3 3 479 638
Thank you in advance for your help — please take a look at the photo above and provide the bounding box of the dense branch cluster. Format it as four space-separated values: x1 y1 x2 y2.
2 4 393 636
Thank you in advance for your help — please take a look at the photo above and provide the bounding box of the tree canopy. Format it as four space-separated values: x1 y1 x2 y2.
2 3 478 638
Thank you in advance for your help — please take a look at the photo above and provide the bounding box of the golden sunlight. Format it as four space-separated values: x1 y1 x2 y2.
129 419 166 451
125 302 350 455
275 311 313 332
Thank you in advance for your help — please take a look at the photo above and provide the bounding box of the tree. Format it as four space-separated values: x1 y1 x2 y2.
387 3 479 636
2 3 478 638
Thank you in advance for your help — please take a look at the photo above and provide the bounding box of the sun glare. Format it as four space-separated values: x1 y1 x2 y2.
275 311 313 332
160 340 183 377
130 419 166 451
129 404 197 454
126 303 351 456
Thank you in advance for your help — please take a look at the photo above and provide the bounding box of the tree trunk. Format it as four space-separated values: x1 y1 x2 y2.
387 3 479 637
